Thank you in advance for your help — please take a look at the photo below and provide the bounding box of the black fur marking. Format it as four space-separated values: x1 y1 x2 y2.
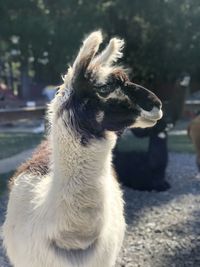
101 97 140 131
61 91 106 145
60 70 162 146
72 96 106 145
124 82 162 111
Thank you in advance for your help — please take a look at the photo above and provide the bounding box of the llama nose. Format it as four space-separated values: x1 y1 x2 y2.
142 93 162 112
134 87 162 112
124 82 162 112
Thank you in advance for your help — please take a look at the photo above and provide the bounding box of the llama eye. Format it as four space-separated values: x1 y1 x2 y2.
95 84 115 96
99 85 110 93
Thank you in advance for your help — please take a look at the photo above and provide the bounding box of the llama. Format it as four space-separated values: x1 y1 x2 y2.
3 31 163 267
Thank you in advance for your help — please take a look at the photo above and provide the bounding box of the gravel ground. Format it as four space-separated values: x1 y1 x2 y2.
0 152 200 267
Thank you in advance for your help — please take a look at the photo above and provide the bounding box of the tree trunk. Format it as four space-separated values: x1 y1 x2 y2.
7 60 14 92
19 63 31 99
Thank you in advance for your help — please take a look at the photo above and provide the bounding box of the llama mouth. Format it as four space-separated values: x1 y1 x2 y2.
139 110 162 128
130 116 158 129
140 107 163 121
131 107 163 129
140 116 158 125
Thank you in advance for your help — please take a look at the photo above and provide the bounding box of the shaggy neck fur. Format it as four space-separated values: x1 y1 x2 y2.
46 111 117 251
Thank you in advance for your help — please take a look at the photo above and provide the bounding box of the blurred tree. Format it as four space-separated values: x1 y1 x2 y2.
100 0 200 91
0 0 50 98
0 0 200 100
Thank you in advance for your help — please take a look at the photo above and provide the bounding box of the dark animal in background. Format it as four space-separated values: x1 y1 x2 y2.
114 118 170 192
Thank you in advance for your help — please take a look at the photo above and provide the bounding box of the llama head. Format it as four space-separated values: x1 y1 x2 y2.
51 31 162 143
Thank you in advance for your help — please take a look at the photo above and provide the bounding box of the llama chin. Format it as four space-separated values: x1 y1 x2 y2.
3 30 162 267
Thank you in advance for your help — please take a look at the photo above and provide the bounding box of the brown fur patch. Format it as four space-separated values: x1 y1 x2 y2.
9 140 51 190
112 69 129 83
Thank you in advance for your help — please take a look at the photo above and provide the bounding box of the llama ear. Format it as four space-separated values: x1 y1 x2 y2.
72 31 103 79
91 37 124 66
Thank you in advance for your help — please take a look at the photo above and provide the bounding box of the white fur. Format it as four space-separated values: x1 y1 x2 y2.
3 31 126 267
140 107 163 120
132 107 163 128
3 119 125 267
96 111 105 123
73 31 103 73
92 38 124 66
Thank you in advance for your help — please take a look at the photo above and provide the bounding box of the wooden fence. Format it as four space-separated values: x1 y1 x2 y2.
0 106 46 124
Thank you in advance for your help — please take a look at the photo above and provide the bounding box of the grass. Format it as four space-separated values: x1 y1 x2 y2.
168 135 195 153
0 133 44 159
117 133 195 153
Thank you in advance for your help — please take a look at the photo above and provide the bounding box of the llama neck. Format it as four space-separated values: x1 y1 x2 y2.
36 116 118 251
50 117 117 192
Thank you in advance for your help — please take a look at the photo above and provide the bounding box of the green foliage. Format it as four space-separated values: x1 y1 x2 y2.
0 0 200 93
